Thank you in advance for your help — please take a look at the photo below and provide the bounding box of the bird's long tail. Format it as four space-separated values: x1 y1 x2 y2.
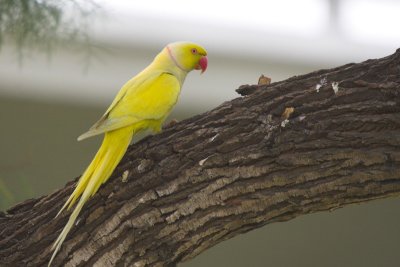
48 125 134 266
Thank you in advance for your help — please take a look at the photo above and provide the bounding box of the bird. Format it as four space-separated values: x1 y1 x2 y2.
48 41 208 266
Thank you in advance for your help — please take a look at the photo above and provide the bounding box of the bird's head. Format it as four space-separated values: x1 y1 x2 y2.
166 42 208 73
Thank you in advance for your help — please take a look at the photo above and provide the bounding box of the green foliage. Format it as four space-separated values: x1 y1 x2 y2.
0 0 99 57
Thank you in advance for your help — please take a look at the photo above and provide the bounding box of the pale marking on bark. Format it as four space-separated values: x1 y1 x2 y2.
202 165 271 181
86 206 105 224
94 220 129 247
209 134 219 142
194 128 209 136
137 159 153 173
199 156 210 166
92 191 158 241
65 217 133 266
332 81 340 94
133 260 146 267
155 180 180 197
122 170 129 182
228 152 264 165
131 208 163 228
93 237 131 267
166 177 235 223
157 209 233 240
281 119 289 127
155 168 202 197
65 240 95 267
315 76 328 93
159 204 179 215
71 209 162 267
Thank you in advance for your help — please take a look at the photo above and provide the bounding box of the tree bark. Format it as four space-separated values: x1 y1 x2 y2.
1 49 400 267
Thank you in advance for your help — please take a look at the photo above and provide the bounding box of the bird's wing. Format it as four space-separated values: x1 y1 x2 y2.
78 72 181 141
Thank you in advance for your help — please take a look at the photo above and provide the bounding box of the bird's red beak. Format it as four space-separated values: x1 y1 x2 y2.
195 56 208 74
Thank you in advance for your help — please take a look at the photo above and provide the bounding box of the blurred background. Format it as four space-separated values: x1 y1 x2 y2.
1 0 399 266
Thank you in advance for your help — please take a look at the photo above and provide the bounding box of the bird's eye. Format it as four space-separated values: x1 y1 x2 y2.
191 48 198 54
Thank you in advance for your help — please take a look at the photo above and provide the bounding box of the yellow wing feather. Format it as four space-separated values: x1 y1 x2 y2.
78 72 180 141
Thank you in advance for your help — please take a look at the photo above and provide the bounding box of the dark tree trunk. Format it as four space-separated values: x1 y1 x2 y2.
1 49 400 267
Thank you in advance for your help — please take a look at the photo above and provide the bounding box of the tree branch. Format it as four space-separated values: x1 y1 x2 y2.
1 49 400 267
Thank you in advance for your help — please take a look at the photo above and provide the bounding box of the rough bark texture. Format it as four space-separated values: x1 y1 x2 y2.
1 49 400 267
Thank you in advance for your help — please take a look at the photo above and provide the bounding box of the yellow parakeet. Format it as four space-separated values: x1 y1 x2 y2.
48 41 208 266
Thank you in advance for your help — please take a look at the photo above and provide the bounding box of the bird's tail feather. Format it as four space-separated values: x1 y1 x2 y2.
49 126 134 266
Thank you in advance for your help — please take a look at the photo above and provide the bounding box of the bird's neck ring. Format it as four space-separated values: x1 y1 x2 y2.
166 46 188 72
